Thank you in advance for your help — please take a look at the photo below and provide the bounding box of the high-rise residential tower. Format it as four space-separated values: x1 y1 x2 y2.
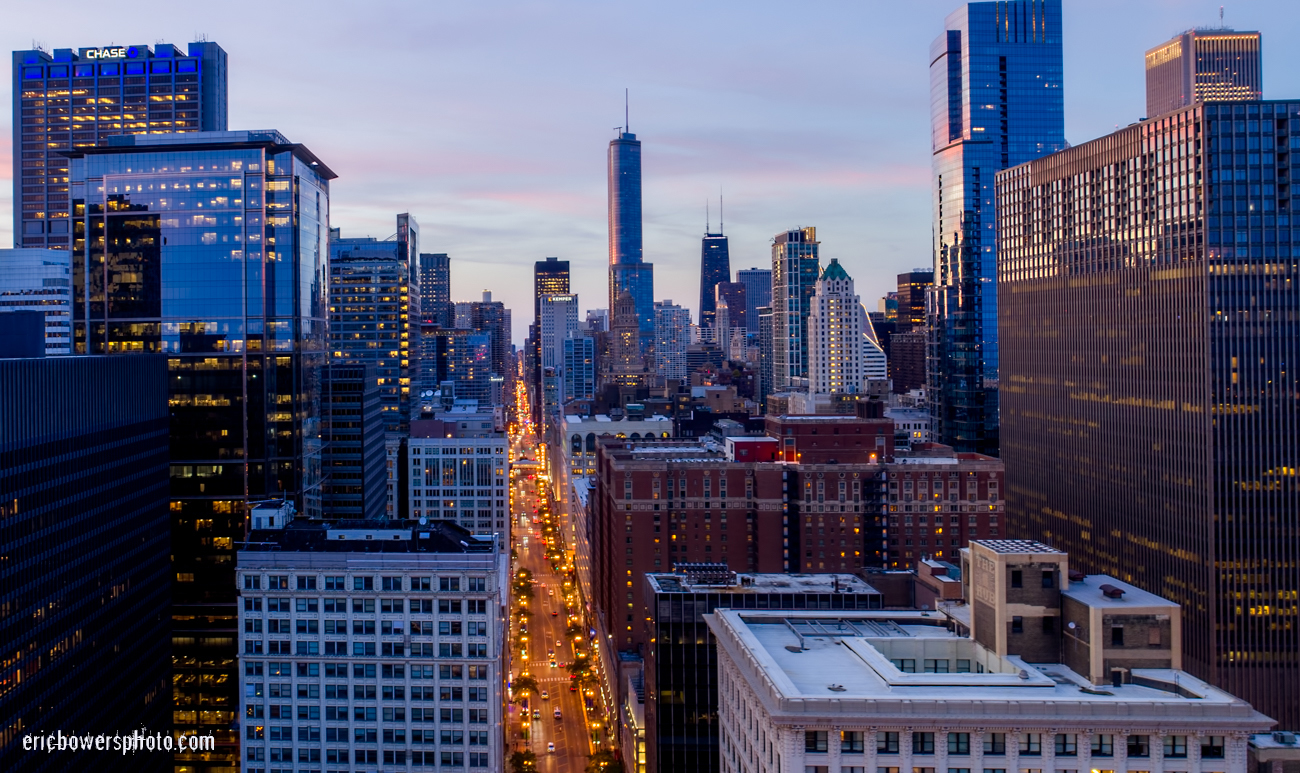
608 128 655 336
714 281 747 336
12 42 228 249
1146 29 1262 118
770 227 820 391
997 99 1300 727
65 129 332 771
736 268 772 334
654 300 691 380
531 257 569 423
807 259 863 395
699 223 730 328
418 251 452 327
928 0 1066 455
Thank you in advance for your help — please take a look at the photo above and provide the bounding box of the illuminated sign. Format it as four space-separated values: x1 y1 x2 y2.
80 47 130 60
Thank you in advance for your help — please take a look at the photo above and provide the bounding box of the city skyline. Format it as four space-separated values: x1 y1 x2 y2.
4 2 1300 344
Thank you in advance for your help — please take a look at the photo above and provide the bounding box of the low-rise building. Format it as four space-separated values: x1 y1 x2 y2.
237 519 506 773
709 541 1273 773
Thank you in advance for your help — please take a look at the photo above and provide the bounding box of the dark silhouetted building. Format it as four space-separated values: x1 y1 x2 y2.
322 363 386 520
418 252 452 327
736 268 772 334
714 282 746 335
0 355 170 772
699 228 730 328
644 569 881 773
997 98 1300 727
1146 29 1262 118
12 41 227 249
928 0 1066 455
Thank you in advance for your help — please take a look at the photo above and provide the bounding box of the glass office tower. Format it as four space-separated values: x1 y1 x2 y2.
736 267 772 333
65 130 332 770
699 229 730 328
12 42 228 249
418 252 452 326
770 227 820 391
1146 29 1262 119
997 100 1300 727
928 0 1066 455
608 130 655 335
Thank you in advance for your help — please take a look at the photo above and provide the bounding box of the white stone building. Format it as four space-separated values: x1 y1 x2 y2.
807 259 863 395
409 404 509 538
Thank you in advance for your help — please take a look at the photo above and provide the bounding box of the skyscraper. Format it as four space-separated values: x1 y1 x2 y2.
997 99 1300 727
321 363 387 521
891 269 933 393
714 281 747 334
1146 29 1262 118
65 129 332 770
699 226 730 328
653 300 691 380
757 306 774 406
418 251 452 327
895 269 933 334
807 259 863 395
928 0 1066 455
0 355 171 772
770 227 821 391
608 128 655 335
610 289 644 381
532 257 569 424
12 41 228 249
329 215 420 434
0 248 72 354
736 267 772 333
563 334 596 402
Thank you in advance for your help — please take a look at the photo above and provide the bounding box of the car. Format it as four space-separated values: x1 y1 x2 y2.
570 684 578 692
540 690 549 700
555 640 562 648
554 709 562 719
547 742 555 753
549 660 557 668
532 709 540 720
551 610 558 616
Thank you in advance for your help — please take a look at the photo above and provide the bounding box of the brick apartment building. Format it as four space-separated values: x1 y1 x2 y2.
587 414 1004 654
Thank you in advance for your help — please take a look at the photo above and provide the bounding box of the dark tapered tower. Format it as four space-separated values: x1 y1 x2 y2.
699 204 730 328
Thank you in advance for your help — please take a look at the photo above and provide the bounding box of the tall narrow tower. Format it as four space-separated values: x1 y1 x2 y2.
699 202 730 328
608 111 654 339
770 227 820 391
928 0 1066 455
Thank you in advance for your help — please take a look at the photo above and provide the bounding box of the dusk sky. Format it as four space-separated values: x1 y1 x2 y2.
5 0 1298 344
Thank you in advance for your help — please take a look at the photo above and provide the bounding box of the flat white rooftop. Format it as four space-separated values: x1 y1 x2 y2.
707 609 1271 726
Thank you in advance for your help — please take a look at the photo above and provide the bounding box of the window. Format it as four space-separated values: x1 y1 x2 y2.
1202 736 1225 759
325 575 345 590
412 576 432 591
1041 570 1054 588
804 731 828 753
986 733 1006 755
468 577 486 592
1091 734 1113 757
924 659 950 673
878 732 900 754
1111 626 1124 646
1042 616 1055 634
295 598 318 613
913 732 935 754
1010 569 1022 588
381 576 402 591
354 576 374 591
244 575 261 590
948 733 970 754
1164 735 1187 758
1127 735 1149 758
1147 627 1162 646
842 731 864 753
441 577 461 591
1054 734 1076 756
268 575 288 590
296 575 316 590
1011 616 1023 634
1019 733 1041 756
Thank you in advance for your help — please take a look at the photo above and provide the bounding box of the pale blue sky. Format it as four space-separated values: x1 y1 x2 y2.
3 0 1297 343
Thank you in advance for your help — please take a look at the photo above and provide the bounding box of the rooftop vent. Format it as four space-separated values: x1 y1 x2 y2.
1273 732 1297 745
1068 570 1086 582
827 684 846 692
1099 583 1125 599
784 645 803 653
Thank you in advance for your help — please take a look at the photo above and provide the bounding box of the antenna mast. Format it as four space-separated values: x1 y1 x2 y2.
720 190 724 234
625 88 629 135
706 200 710 234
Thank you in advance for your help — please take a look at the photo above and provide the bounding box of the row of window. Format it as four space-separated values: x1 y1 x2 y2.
244 619 487 635
248 727 492 744
244 641 490 657
244 662 489 680
803 731 1225 758
246 706 490 725
243 598 488 614
244 575 486 592
247 748 490 766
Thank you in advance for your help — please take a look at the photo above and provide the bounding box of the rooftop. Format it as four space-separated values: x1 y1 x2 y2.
707 610 1272 723
240 518 497 554
1063 573 1179 610
647 571 878 596
67 130 337 179
973 539 1064 555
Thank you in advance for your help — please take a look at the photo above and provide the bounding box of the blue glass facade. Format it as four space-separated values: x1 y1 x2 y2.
608 132 654 334
928 0 1066 455
64 130 332 769
12 42 228 250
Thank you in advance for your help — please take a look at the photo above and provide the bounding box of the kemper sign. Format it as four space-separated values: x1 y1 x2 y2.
80 47 129 60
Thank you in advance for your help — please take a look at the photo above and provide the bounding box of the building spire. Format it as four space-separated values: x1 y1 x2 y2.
625 88 629 135
719 190 724 235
